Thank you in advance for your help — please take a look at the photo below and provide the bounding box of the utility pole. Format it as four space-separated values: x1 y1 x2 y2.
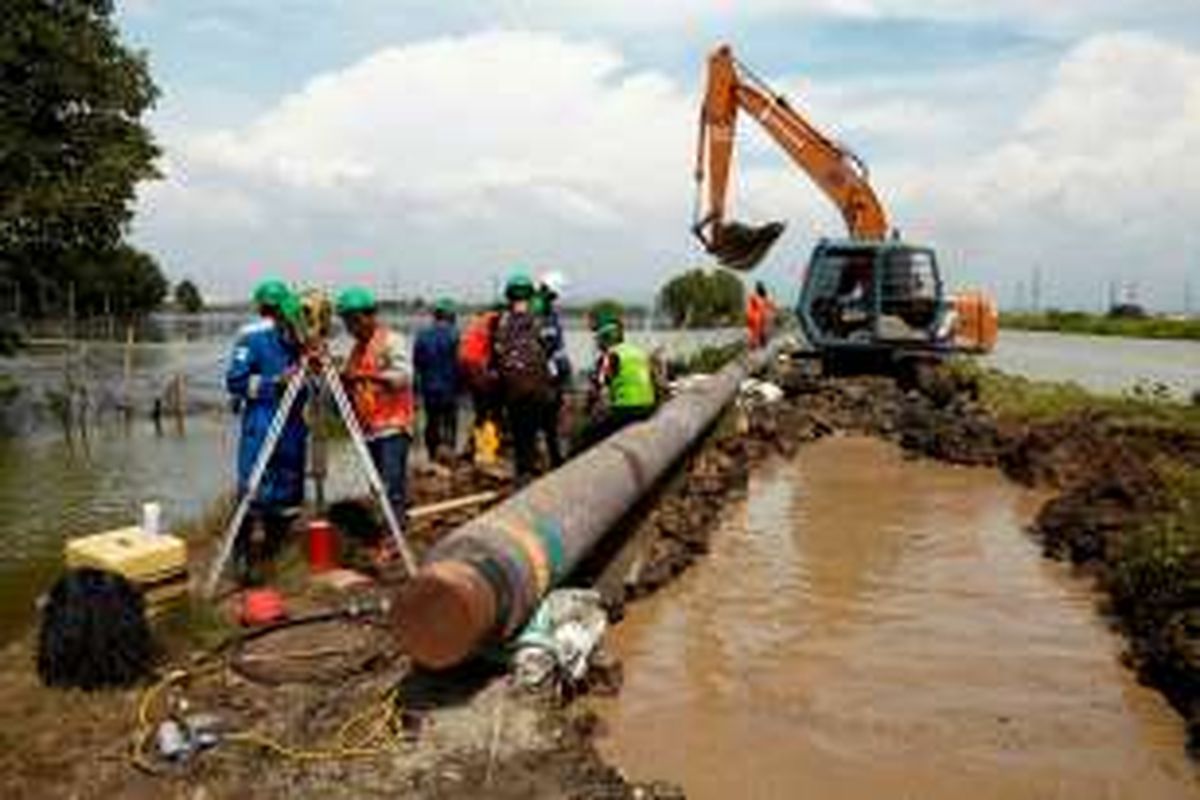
1031 264 1042 313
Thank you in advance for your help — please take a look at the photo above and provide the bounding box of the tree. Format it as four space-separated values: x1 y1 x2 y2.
174 279 204 313
100 246 167 317
658 268 745 328
1 0 161 317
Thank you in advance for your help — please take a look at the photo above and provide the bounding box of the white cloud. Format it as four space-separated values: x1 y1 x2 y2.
503 0 1193 34
135 31 700 300
134 28 1200 310
883 32 1200 308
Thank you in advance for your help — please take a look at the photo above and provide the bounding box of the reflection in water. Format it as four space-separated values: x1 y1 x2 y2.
598 437 1200 799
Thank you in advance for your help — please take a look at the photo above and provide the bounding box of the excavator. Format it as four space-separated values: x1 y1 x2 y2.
692 45 997 373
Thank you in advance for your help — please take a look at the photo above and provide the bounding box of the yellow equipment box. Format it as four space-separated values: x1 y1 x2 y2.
65 527 187 586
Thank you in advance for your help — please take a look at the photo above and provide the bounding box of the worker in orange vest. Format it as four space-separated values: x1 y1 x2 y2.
458 305 503 463
336 286 414 524
746 281 775 349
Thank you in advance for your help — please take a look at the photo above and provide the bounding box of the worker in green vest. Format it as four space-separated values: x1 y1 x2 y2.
577 312 657 451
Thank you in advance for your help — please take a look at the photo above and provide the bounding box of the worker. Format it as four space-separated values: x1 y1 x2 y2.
534 271 570 468
225 278 308 585
336 286 414 528
746 281 775 349
413 297 460 461
458 303 503 462
492 270 554 485
578 312 657 450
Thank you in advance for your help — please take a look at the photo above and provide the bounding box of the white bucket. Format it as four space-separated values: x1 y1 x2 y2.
142 502 162 537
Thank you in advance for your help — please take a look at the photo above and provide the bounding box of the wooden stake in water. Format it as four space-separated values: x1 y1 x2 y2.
171 373 186 435
122 321 135 426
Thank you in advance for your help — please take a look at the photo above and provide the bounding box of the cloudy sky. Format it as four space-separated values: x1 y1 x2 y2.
117 1 1200 310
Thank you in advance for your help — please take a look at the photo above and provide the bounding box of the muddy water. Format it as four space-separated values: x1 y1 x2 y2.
598 436 1200 799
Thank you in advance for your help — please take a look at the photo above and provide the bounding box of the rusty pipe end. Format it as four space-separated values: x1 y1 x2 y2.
390 561 497 670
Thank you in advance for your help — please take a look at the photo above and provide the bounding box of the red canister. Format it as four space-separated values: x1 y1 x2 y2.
240 588 286 626
307 519 338 573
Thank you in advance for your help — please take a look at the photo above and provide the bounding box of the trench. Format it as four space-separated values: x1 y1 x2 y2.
594 435 1200 799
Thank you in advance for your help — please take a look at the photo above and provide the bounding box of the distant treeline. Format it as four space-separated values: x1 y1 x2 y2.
1001 310 1200 341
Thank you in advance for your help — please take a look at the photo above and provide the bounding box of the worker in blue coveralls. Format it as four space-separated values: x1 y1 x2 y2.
225 278 308 585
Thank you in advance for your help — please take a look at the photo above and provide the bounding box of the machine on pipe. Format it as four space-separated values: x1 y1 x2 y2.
390 343 779 670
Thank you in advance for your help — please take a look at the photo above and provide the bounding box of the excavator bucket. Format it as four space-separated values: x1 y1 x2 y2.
706 220 787 271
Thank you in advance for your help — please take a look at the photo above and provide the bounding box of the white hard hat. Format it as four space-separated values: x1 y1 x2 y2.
539 270 568 297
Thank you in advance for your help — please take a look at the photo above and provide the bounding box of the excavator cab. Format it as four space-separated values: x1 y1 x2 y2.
797 239 953 369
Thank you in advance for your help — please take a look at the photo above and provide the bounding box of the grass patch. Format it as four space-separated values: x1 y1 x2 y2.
1107 460 1200 637
173 491 236 543
667 340 746 377
948 358 1200 430
1002 311 1200 341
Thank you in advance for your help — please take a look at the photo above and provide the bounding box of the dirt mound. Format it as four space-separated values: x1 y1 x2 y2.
410 710 682 800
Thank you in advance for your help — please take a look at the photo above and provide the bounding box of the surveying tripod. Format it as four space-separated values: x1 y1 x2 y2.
203 348 417 598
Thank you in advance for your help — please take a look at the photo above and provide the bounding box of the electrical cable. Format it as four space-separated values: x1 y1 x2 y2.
129 599 402 770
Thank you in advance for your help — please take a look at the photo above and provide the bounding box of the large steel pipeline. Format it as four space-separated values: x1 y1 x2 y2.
391 344 778 669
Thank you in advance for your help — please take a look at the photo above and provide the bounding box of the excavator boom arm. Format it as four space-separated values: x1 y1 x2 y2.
695 45 889 266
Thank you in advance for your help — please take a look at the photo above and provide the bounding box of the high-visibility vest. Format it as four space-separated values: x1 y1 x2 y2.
747 294 772 346
458 311 498 376
609 343 655 410
346 327 413 437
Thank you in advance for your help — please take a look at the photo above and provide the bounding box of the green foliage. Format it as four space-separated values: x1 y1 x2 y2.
173 279 203 313
1107 465 1200 635
658 268 745 328
1108 515 1200 630
668 340 746 377
93 245 167 317
0 0 162 317
1001 311 1200 341
947 358 1200 431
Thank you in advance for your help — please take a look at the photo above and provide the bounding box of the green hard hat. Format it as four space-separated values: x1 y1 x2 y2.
433 296 455 315
591 308 621 331
596 320 623 345
504 270 534 301
336 286 377 316
252 278 290 309
277 290 303 328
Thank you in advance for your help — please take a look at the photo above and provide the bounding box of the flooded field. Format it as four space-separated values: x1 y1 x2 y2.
987 329 1200 398
597 436 1200 799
